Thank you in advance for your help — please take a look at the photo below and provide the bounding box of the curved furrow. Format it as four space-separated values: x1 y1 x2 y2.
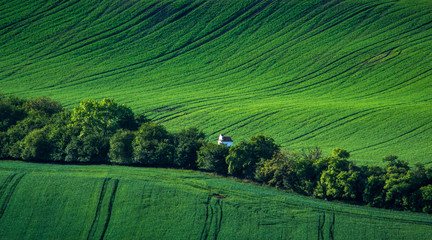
19 2 167 63
0 1 104 68
210 111 280 136
0 1 50 31
265 12 432 93
23 1 201 64
0 1 45 25
0 174 16 200
39 0 116 49
287 108 382 143
24 1 277 89
358 66 432 99
1 1 161 74
352 121 432 152
0 0 82 45
0 174 25 220
208 1 378 80
230 1 428 77
208 113 265 136
6 2 211 86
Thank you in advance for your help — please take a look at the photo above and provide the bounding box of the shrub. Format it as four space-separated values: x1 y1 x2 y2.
20 128 53 161
197 142 229 174
174 127 205 169
108 130 135 165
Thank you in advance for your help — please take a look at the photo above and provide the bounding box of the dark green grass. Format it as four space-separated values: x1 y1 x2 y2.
1 0 432 165
0 161 431 239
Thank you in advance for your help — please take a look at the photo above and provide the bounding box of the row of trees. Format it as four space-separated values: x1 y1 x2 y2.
1 94 431 213
255 149 432 213
0 95 205 169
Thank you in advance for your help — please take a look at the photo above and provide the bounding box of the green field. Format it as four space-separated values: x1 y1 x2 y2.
0 161 430 239
1 0 431 165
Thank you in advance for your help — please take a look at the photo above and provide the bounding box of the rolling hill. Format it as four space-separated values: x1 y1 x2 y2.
1 161 431 239
1 0 432 165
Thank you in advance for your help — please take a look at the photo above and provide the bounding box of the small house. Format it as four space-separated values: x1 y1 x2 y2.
218 134 233 147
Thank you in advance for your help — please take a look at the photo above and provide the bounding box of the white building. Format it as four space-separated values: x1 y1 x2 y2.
218 134 233 147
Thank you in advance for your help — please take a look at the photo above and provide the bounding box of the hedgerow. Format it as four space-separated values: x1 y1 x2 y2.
1 94 431 213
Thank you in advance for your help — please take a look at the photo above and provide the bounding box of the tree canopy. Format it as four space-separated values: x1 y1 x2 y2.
1 94 431 214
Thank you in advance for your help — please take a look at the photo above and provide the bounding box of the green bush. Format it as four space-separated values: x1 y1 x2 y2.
133 122 175 166
174 127 205 169
20 128 52 161
197 142 229 174
108 130 135 165
226 134 279 178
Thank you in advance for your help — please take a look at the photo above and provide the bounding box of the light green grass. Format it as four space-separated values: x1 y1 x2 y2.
1 0 432 165
0 161 431 239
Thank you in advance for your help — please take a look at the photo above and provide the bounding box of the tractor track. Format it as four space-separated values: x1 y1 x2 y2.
0 173 25 219
87 178 119 240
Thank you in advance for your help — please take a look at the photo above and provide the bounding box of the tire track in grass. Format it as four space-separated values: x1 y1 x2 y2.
46 0 112 49
1 1 161 80
8 2 177 89
214 200 223 240
0 173 16 199
0 173 25 220
87 178 111 240
235 111 280 130
167 0 206 24
100 179 119 240
87 178 120 240
231 186 432 228
185 1 324 83
327 213 336 240
150 96 241 123
1 0 97 74
200 196 212 240
0 1 164 74
307 204 432 227
318 213 325 240
200 196 224 240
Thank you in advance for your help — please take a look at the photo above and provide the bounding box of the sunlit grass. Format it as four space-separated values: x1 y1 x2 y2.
0 161 431 239
1 0 431 165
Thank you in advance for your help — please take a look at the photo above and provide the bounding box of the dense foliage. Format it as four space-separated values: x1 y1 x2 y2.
1 94 431 213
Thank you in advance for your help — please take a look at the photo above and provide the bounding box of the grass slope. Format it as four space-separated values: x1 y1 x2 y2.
0 161 431 239
1 0 432 165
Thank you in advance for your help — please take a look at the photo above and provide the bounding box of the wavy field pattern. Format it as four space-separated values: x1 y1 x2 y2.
1 0 431 164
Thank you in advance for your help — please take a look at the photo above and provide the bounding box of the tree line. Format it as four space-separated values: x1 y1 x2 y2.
1 94 431 213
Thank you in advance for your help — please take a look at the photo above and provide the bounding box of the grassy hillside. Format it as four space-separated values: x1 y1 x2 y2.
1 0 432 165
0 161 431 239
